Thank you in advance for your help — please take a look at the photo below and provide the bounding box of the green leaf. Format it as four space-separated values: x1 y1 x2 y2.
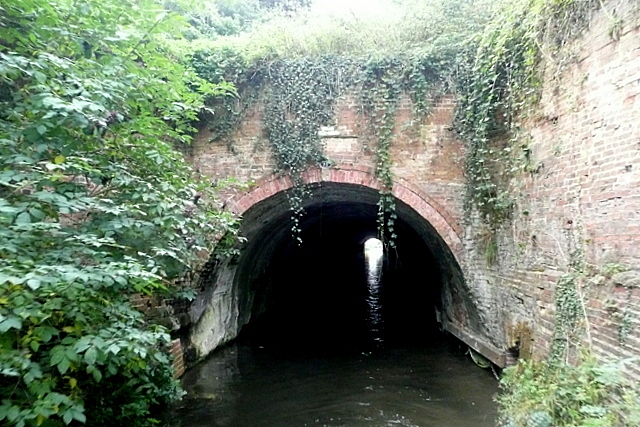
87 365 102 382
26 278 41 290
0 0 232 423
53 155 66 164
33 71 46 83
15 212 31 224
57 357 71 375
35 326 57 343
84 347 97 365
63 409 73 425
107 343 120 355
73 408 86 423
50 346 65 366
6 405 20 422
0 316 22 332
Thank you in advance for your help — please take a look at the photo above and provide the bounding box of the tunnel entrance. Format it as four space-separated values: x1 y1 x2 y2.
240 199 443 353
176 181 500 426
225 181 477 355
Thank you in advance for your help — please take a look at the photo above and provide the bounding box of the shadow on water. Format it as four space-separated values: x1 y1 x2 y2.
166 231 500 426
166 332 499 427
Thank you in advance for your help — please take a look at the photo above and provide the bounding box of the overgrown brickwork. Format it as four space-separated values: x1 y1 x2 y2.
191 94 465 226
465 2 640 373
189 3 640 373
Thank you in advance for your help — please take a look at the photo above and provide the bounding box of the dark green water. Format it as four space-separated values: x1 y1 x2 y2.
168 335 499 427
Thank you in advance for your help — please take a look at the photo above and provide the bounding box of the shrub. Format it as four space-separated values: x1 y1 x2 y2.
0 0 237 425
497 354 640 427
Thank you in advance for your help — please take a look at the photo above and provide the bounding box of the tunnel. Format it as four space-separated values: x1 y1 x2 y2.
188 180 485 358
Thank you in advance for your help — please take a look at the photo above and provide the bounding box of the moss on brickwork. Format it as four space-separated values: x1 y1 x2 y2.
506 321 534 359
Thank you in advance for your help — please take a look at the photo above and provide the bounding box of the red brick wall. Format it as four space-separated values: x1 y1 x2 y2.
130 294 187 377
170 338 185 378
191 93 465 223
189 2 640 370
464 1 640 371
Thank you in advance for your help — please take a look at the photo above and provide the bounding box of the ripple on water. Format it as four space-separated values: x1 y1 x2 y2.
168 337 499 427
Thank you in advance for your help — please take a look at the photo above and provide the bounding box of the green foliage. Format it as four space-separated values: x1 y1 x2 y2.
356 59 404 246
166 0 261 40
185 0 610 239
0 0 238 425
0 288 180 427
188 0 496 244
484 234 499 265
163 0 311 42
455 0 603 229
206 0 499 61
497 354 640 427
501 260 640 426
550 273 584 361
263 58 336 242
600 263 629 278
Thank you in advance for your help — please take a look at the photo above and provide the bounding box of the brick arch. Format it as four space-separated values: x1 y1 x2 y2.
226 165 463 264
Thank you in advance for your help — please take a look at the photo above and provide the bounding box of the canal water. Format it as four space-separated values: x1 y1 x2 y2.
167 335 499 427
168 240 499 426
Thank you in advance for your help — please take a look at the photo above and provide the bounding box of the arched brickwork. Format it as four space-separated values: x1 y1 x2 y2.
186 4 640 371
226 165 463 264
188 163 493 362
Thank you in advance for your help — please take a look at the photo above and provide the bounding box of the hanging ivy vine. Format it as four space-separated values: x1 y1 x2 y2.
550 273 584 361
263 58 339 243
454 0 609 232
193 50 449 244
191 47 263 145
359 57 446 246
357 60 404 247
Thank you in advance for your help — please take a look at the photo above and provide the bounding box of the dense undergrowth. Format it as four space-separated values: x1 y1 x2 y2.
0 1 239 425
498 354 640 427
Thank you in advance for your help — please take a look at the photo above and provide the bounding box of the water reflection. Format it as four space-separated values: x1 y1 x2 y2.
364 238 384 346
167 337 499 427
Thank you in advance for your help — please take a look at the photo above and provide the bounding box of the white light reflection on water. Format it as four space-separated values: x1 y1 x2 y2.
364 238 384 345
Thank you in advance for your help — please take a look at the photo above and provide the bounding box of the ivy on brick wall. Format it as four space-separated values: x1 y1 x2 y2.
455 0 615 232
187 0 485 244
466 2 640 425
262 58 337 242
356 58 446 247
192 50 453 245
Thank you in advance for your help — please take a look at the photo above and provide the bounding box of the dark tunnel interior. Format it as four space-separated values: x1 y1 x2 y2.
235 183 455 354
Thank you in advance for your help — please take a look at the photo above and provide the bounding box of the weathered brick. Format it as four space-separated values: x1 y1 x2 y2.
187 1 640 377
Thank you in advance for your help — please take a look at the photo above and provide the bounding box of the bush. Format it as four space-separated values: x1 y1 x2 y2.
497 353 640 427
0 286 182 427
0 0 237 425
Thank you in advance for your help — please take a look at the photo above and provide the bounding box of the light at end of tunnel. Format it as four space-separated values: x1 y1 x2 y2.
364 238 383 282
364 237 383 258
